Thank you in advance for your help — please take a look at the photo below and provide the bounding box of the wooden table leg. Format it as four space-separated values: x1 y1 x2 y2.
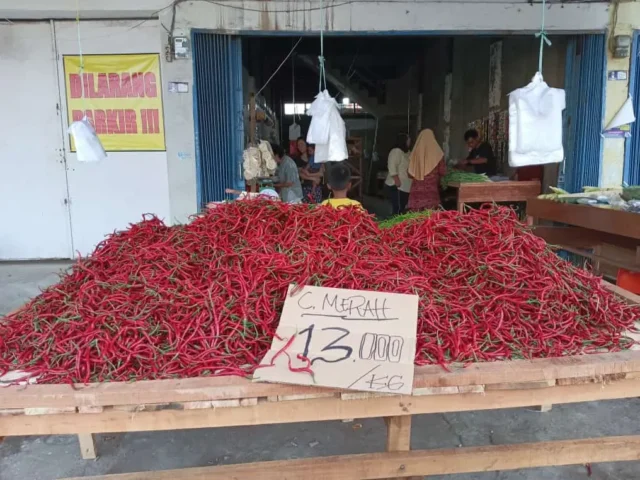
78 433 97 460
457 201 464 213
385 416 421 479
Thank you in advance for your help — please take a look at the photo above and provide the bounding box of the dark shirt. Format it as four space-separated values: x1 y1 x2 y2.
467 142 497 176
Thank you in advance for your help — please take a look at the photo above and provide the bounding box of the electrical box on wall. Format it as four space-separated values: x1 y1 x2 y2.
613 35 631 58
174 37 191 59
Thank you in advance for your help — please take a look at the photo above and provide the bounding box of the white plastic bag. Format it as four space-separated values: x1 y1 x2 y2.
289 122 301 141
306 90 332 145
306 90 348 163
508 73 565 167
68 118 107 163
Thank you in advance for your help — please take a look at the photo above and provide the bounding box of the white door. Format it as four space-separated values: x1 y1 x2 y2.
54 20 171 256
0 23 73 259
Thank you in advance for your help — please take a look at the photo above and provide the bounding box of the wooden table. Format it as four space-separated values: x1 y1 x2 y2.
527 198 640 275
448 180 541 213
1 284 639 480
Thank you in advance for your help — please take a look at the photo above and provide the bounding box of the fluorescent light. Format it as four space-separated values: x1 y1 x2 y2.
342 97 350 105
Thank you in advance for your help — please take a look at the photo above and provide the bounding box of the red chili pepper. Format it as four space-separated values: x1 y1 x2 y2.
0 202 638 385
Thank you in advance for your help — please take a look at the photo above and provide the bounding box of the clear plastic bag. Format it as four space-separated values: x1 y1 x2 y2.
68 118 107 163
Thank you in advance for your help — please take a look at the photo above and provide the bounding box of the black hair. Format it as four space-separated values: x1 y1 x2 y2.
307 143 316 150
464 129 480 141
327 162 351 191
296 136 307 144
270 143 285 158
395 133 410 153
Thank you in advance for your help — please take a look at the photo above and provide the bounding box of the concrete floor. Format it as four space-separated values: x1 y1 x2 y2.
1 261 640 480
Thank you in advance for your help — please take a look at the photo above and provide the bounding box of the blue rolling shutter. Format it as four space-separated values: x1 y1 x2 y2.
625 32 640 186
562 35 606 192
192 33 245 208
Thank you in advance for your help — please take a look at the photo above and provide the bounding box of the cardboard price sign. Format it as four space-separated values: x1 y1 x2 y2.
255 285 419 395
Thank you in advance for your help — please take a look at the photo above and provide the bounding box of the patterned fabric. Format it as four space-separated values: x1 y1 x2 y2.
407 159 446 211
303 184 323 204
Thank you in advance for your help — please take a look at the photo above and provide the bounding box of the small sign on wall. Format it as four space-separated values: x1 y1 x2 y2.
255 285 419 395
608 70 628 81
168 82 189 93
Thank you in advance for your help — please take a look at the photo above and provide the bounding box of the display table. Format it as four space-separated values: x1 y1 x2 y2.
527 198 640 274
448 180 541 212
1 283 639 480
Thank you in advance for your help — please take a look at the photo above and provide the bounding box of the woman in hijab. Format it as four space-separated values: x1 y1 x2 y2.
407 129 446 211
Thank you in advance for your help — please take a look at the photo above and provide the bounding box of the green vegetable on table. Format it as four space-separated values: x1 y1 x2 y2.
378 211 433 229
622 186 640 202
441 170 491 189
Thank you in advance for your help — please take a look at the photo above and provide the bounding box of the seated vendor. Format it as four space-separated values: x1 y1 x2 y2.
271 143 303 204
321 162 363 209
456 129 497 176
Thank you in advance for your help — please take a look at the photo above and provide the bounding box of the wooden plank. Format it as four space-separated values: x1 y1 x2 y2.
531 226 640 251
4 378 640 436
527 198 640 240
602 282 640 305
551 246 640 273
385 416 420 480
78 433 97 460
62 435 640 480
385 416 412 452
454 181 541 204
4 350 640 410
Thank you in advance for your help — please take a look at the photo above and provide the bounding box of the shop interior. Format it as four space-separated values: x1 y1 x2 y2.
239 33 569 213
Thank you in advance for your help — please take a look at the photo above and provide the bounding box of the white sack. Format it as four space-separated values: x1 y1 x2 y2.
68 118 107 163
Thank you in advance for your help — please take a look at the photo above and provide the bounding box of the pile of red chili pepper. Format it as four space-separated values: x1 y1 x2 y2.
1 202 638 384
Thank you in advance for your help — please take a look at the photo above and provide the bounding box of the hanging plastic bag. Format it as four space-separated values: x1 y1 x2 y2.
306 90 333 145
306 90 348 163
508 73 565 167
68 117 107 163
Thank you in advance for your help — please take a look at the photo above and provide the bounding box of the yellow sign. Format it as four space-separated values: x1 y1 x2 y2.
63 54 165 152
255 285 419 395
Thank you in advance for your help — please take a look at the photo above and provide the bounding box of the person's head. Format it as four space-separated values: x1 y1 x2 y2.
395 133 411 153
464 129 481 150
296 137 307 155
307 143 316 157
326 162 352 198
270 143 285 163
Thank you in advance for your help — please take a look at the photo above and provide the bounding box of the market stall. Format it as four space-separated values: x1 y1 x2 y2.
448 180 541 213
1 202 639 479
527 197 640 276
2 341 640 479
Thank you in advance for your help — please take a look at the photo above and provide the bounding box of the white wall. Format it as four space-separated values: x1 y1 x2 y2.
0 22 73 260
164 1 610 34
0 20 175 259
54 20 173 255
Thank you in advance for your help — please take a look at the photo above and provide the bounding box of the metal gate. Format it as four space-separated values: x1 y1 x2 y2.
192 32 245 208
562 34 606 192
625 32 640 186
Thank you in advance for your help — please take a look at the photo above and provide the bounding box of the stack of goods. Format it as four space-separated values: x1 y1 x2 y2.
539 186 640 213
242 140 277 181
1 203 638 385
